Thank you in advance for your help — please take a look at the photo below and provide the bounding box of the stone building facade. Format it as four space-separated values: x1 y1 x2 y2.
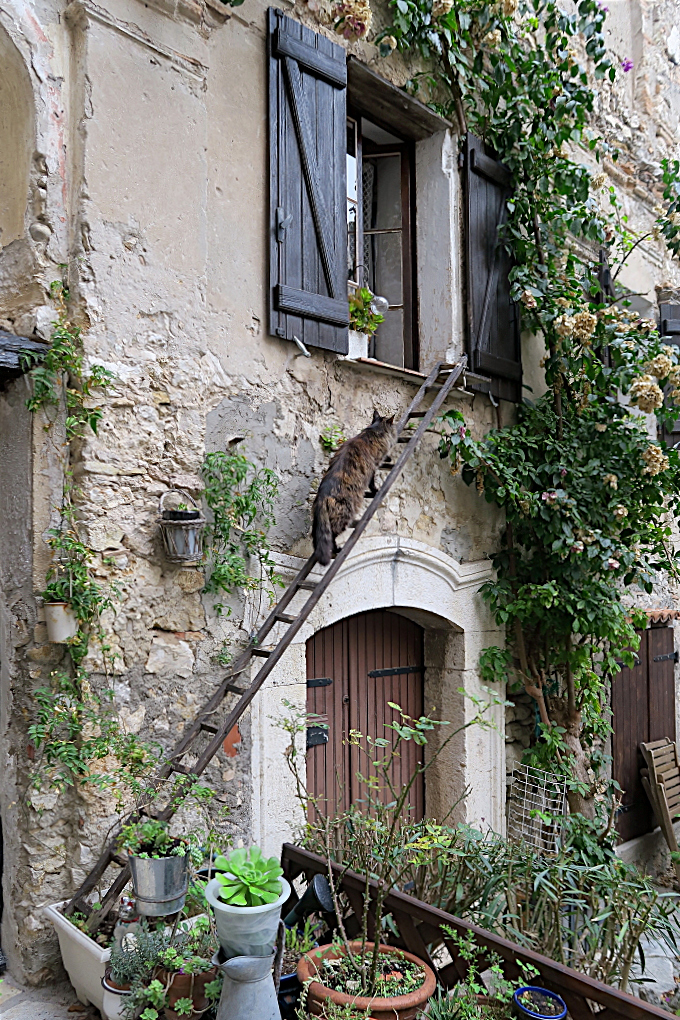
0 0 679 985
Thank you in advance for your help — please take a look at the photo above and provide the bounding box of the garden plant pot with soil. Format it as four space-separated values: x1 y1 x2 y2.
44 901 111 1013
205 875 290 958
297 941 436 1020
156 964 218 1018
101 968 132 1020
513 987 567 1020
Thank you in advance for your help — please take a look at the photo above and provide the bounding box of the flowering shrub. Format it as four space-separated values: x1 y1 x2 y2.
365 0 680 815
333 0 372 40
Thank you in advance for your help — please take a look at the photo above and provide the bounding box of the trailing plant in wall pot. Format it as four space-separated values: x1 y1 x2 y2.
119 819 196 918
204 846 290 959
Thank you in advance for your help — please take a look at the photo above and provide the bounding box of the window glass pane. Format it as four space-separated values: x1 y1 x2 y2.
363 155 401 231
347 120 359 285
364 232 403 306
371 310 404 368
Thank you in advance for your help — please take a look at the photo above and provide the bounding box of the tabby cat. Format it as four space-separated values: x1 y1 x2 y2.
312 411 397 566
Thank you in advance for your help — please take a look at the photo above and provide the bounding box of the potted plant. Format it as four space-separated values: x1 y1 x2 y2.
278 917 319 1019
119 819 193 917
123 918 221 1020
102 931 160 1020
204 846 291 959
158 490 206 563
44 902 112 1013
40 527 109 646
513 988 567 1020
298 941 435 1020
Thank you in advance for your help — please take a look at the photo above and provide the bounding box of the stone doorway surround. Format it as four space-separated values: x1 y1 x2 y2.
247 535 505 855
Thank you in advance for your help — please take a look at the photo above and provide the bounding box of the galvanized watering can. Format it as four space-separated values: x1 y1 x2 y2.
211 949 279 1020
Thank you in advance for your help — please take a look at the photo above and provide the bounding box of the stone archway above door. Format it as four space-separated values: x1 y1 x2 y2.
249 536 506 855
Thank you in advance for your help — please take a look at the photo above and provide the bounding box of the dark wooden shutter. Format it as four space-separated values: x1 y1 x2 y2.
463 133 521 402
659 304 680 446
268 8 349 354
612 626 677 842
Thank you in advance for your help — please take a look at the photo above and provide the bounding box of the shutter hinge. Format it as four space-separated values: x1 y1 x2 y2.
653 650 679 663
307 677 333 688
458 151 465 169
306 725 329 749
276 206 293 242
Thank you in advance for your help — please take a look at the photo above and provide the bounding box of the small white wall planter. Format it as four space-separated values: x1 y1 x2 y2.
347 329 369 359
44 901 110 1014
44 603 78 643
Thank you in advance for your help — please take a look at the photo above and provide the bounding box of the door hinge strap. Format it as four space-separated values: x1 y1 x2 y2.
307 677 333 688
653 651 679 662
367 665 425 678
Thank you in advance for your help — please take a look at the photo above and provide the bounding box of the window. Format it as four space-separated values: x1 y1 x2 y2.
347 116 416 370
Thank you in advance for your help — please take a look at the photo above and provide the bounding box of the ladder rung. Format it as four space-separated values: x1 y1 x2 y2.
408 411 427 418
252 648 271 657
226 683 247 695
297 580 317 590
397 436 411 442
364 490 376 498
172 764 192 776
275 613 297 624
200 722 218 734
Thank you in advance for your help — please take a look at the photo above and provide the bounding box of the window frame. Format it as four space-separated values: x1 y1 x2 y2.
347 107 419 371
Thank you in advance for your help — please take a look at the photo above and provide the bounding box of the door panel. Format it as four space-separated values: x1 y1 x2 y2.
612 628 676 842
306 609 424 820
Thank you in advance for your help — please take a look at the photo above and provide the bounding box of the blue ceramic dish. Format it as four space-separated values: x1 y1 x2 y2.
513 986 567 1020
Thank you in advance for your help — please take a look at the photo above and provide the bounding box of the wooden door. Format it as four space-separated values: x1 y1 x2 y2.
612 626 676 842
306 609 425 821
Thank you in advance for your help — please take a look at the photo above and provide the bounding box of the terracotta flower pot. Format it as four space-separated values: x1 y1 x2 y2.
297 941 436 1020
156 966 218 1018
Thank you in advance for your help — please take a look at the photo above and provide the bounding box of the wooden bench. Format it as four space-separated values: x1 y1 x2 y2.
640 738 680 879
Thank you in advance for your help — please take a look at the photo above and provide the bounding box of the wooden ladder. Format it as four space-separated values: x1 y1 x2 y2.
65 357 467 931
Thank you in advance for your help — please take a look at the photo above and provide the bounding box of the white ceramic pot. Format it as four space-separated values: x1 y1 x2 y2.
205 877 290 960
347 329 369 359
44 602 78 643
101 972 131 1020
44 901 110 1012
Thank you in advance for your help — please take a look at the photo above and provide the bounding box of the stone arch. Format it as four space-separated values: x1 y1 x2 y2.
249 536 506 854
0 23 35 248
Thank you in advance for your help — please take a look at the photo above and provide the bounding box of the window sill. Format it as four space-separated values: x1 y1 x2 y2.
336 354 504 401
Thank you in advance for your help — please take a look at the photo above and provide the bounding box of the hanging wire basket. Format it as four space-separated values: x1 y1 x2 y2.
507 762 567 854
158 489 206 564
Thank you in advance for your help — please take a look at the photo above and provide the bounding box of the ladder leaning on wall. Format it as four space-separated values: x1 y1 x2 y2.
64 356 467 933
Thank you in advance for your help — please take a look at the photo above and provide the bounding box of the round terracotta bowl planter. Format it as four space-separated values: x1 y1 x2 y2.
297 941 436 1020
155 966 218 1018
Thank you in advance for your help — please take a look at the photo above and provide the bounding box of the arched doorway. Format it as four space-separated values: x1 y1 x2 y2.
306 609 425 820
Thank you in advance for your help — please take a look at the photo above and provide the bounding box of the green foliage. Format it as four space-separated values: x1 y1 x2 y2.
320 423 347 453
376 0 680 804
118 818 190 859
286 916 318 955
201 450 282 617
348 287 385 335
421 930 538 1020
214 846 284 906
23 281 114 437
28 669 157 800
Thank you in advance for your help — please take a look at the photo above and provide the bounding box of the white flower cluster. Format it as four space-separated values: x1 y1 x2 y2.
483 28 502 46
644 346 676 379
499 0 518 14
333 0 372 40
555 310 597 342
521 290 538 309
590 172 607 190
602 473 618 489
642 444 670 476
629 374 664 413
432 0 453 17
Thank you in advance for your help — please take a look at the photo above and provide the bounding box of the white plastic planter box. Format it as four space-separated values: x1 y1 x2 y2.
205 877 290 959
44 901 110 1014
44 603 78 643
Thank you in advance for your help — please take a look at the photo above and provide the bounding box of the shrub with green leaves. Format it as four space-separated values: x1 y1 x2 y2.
215 846 284 906
119 819 189 859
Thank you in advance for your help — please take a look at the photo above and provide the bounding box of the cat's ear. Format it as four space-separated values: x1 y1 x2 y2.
372 409 381 424
386 415 395 425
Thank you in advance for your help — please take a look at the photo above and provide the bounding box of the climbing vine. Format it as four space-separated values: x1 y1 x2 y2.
361 0 680 816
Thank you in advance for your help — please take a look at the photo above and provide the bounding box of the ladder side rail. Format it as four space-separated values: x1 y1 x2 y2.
190 359 466 774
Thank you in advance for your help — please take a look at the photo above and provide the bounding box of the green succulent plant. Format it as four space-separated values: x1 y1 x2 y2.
215 846 283 906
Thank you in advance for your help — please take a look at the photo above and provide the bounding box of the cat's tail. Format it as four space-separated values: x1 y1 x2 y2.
312 498 333 566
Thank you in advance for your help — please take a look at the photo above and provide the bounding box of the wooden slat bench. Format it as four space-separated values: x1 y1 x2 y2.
640 739 680 880
281 843 672 1020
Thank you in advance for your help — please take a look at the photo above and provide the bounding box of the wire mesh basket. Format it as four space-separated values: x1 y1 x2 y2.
507 763 567 853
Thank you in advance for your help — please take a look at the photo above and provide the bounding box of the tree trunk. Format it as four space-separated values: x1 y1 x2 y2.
550 697 596 819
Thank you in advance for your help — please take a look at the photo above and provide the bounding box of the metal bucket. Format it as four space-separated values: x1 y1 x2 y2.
128 853 188 917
